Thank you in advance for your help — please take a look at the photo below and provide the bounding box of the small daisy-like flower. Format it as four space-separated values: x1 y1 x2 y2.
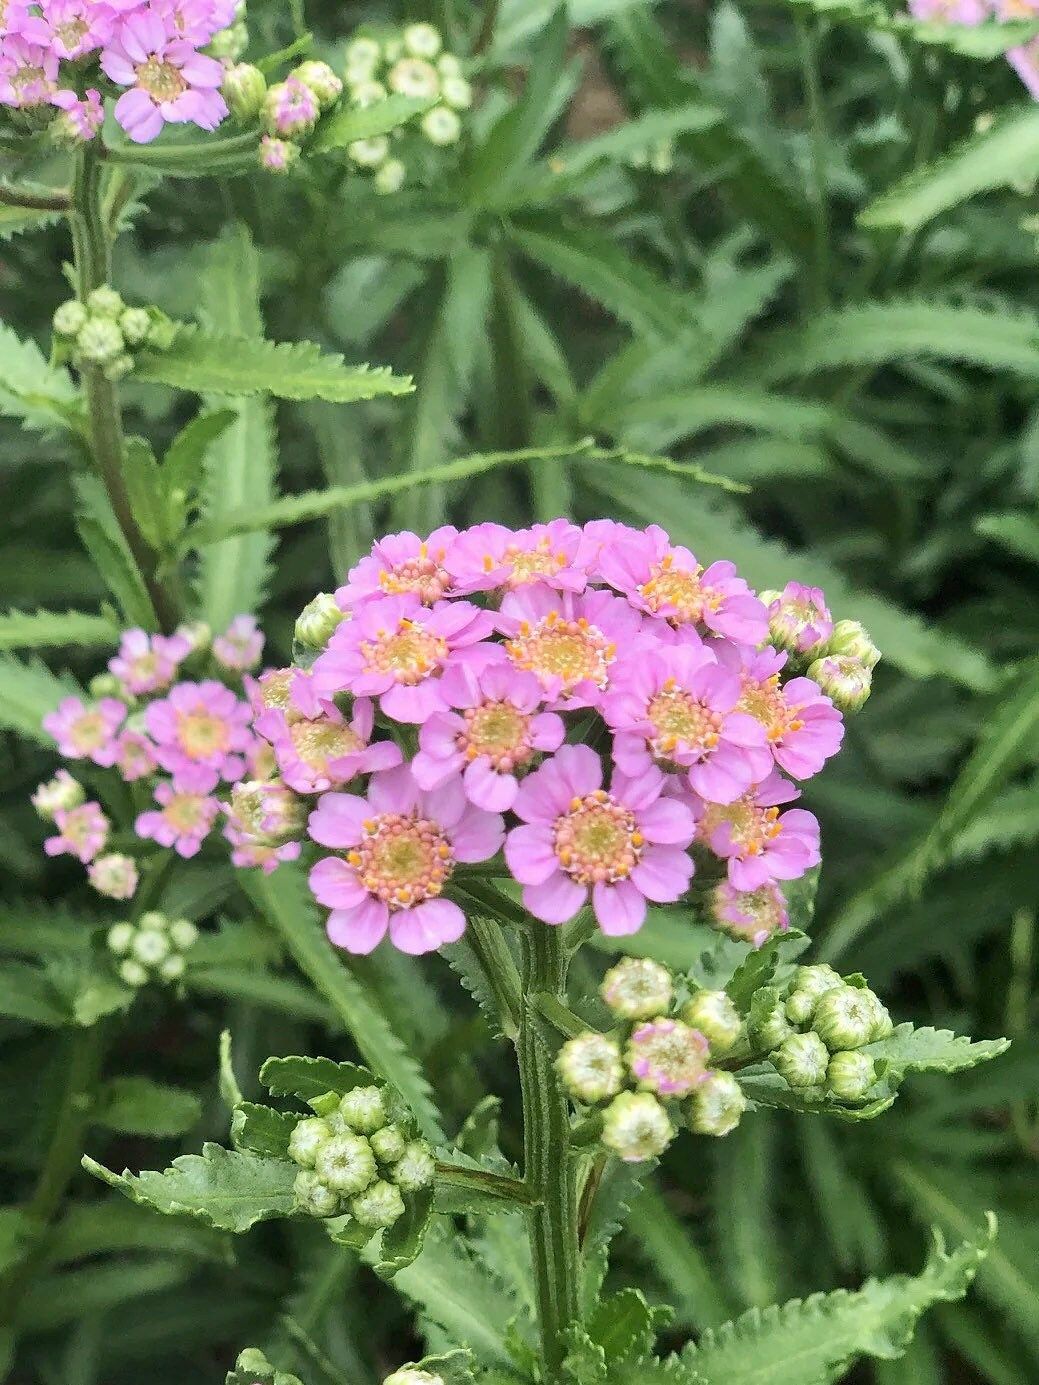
109 627 190 696
445 520 591 597
50 87 105 141
387 56 439 100
600 956 673 1019
626 1018 710 1097
710 880 790 947
87 852 139 900
111 728 158 782
38 0 113 59
228 778 307 847
43 696 126 764
145 680 253 784
244 665 298 719
45 801 109 863
135 773 221 857
0 35 58 107
223 816 302 873
412 663 564 812
264 75 318 138
212 614 264 672
761 582 833 655
698 772 820 891
715 643 844 780
336 527 458 607
307 764 504 955
31 769 85 819
100 9 228 144
256 689 401 795
505 744 696 935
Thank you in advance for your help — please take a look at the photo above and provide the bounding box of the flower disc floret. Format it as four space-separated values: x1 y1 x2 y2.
337 527 458 607
499 587 640 708
687 1071 746 1136
697 772 820 890
681 990 742 1055
315 1132 377 1194
626 1018 709 1097
390 1140 435 1192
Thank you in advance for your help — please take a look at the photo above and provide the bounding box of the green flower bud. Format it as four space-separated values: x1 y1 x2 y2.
86 285 124 318
601 1091 673 1163
687 1070 747 1137
131 928 171 967
812 985 878 1051
338 1084 387 1133
391 1140 435 1192
403 22 442 58
865 993 894 1041
209 19 247 62
806 656 872 714
384 1372 445 1385
600 956 673 1020
118 307 152 347
174 619 211 655
348 136 390 167
315 1132 377 1195
145 314 177 352
158 953 186 983
294 592 346 652
293 60 343 107
88 671 122 699
138 910 167 932
421 105 462 147
826 1050 877 1100
222 61 267 120
772 1031 829 1087
293 1168 342 1218
118 958 149 988
103 353 134 382
784 990 816 1027
76 317 125 366
792 964 843 1003
350 78 388 108
681 990 742 1055
437 53 462 78
441 75 472 110
825 620 881 670
343 36 381 80
53 299 87 337
351 1178 405 1228
556 1032 623 1103
749 998 794 1054
32 771 85 819
107 922 136 956
374 157 406 195
369 1123 407 1165
289 1116 333 1168
168 917 199 951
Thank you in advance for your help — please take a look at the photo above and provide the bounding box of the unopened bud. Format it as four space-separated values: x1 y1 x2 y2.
388 57 439 100
826 1050 877 1100
118 958 149 988
437 53 462 78
391 1140 435 1192
175 620 211 655
351 78 388 107
132 928 171 967
785 990 816 1027
88 671 122 698
687 1070 746 1136
384 1371 445 1385
710 880 789 948
145 314 177 351
294 592 346 651
88 852 139 900
338 1084 387 1133
824 620 880 669
763 582 833 655
681 990 742 1055
421 105 462 146
223 61 267 120
119 307 152 347
208 19 247 62
53 299 87 337
812 985 877 1051
139 910 167 932
348 136 390 167
288 1116 333 1168
370 1123 407 1164
86 285 124 319
866 993 894 1041
158 952 186 982
626 1018 709 1097
293 60 343 107
806 655 872 714
403 22 442 58
230 779 306 847
316 1132 377 1194
293 1168 342 1218
107 922 136 956
557 1032 623 1103
441 75 472 110
773 1031 829 1087
785 965 842 1026
600 956 673 1020
103 353 134 382
32 769 85 819
351 1178 405 1228
374 157 406 195
749 995 794 1053
265 77 319 138
76 317 125 366
601 1091 673 1163
168 917 199 951
343 36 381 80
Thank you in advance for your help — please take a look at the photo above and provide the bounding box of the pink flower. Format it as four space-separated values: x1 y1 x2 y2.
626 1018 709 1096
412 663 564 811
498 585 643 709
256 688 401 794
112 728 158 782
135 772 221 857
909 0 988 19
244 666 298 718
714 644 844 780
213 615 264 672
603 642 769 804
50 87 105 141
697 772 820 891
259 135 298 172
307 764 505 955
0 35 58 107
764 582 833 655
45 800 109 863
145 680 253 784
101 9 227 143
265 74 319 136
505 744 696 936
337 527 458 608
710 880 789 948
154 0 237 44
224 819 302 874
109 627 190 696
38 0 113 59
1008 38 1039 98
597 525 767 644
312 594 496 723
44 696 126 763
88 852 139 900
445 520 592 596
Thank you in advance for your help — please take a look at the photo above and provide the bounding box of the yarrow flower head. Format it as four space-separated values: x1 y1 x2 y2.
45 800 109 862
87 851 139 899
43 696 125 763
625 1018 710 1097
697 771 821 891
145 680 252 784
135 773 222 857
109 627 190 696
212 614 264 672
761 582 834 656
710 879 790 948
99 7 228 143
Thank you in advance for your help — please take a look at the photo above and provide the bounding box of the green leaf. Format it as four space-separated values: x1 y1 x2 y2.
82 1144 298 1233
864 1024 1009 1076
975 511 1039 565
162 407 237 511
259 1054 375 1103
545 104 722 180
122 436 168 553
862 107 1039 232
737 1067 897 1122
375 1182 434 1277
0 654 85 744
0 321 83 433
787 0 1039 55
96 1077 203 1138
43 954 136 1027
726 931 801 1015
586 1288 658 1363
73 473 157 629
0 960 69 1027
0 608 119 653
386 1352 475 1385
0 200 63 242
226 1347 304 1385
230 1102 297 1159
312 94 435 152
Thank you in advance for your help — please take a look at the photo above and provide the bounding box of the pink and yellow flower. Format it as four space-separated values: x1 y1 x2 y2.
45 800 109 863
710 880 790 948
697 772 820 891
213 614 264 672
109 627 190 696
445 519 592 596
256 686 401 794
43 696 126 764
336 527 458 607
135 771 221 857
100 8 227 143
764 582 833 655
145 680 253 784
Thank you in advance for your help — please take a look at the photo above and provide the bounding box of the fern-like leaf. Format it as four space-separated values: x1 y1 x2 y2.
0 608 119 652
0 653 82 745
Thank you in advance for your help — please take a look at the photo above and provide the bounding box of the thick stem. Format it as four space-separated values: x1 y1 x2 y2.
517 926 581 1377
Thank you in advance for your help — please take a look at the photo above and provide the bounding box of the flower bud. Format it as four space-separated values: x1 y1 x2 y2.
784 990 816 1027
348 136 390 167
168 917 199 951
403 22 442 58
86 285 124 319
208 19 247 62
557 1032 623 1104
351 1178 405 1228
289 1116 333 1168
374 157 407 195
338 1084 387 1133
350 78 388 108
223 61 267 120
139 910 167 932
421 106 462 146
441 75 472 110
391 1140 435 1192
293 1168 342 1218
294 592 346 651
749 996 794 1053
772 1031 829 1087
107 922 136 956
826 1050 877 1100
601 1091 674 1163
681 990 742 1055
370 1123 407 1164
315 1132 377 1194
265 77 319 138
103 353 134 383
119 307 152 347
824 620 881 669
118 958 149 988
175 619 212 655
132 928 171 967
145 314 177 351
230 779 307 847
710 880 789 948
158 953 187 982
88 671 122 698
32 769 85 819
88 853 139 901
806 655 872 714
791 964 843 1003
687 1070 747 1137
763 582 833 655
626 1019 709 1097
76 318 125 366
388 57 440 101
293 60 343 108
438 53 462 78
866 993 894 1041
343 36 381 80
600 956 673 1020
812 985 877 1051
53 299 87 338
384 1372 445 1385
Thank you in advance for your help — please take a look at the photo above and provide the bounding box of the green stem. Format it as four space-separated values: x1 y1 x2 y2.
0 180 70 212
434 1161 536 1206
796 16 830 314
517 926 581 1376
465 913 523 1039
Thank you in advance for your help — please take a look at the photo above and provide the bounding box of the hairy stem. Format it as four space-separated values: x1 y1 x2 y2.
517 925 581 1375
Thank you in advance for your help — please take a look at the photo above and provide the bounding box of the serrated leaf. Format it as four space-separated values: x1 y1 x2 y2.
259 1054 374 1103
312 93 434 152
229 1102 296 1158
375 1182 434 1277
226 1347 303 1385
0 321 83 433
0 653 82 744
586 1287 657 1363
388 1351 475 1385
96 1077 203 1138
737 1068 897 1122
726 931 801 1014
82 1144 298 1233
864 1024 1009 1076
975 511 1039 565
122 436 167 552
0 608 119 652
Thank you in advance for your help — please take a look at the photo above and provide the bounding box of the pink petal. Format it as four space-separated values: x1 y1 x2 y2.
390 898 466 954
637 796 697 846
309 857 365 908
505 824 559 885
522 873 586 924
630 845 694 903
463 758 518 813
307 793 369 849
381 679 447 723
593 879 647 936
327 898 389 954
451 804 505 862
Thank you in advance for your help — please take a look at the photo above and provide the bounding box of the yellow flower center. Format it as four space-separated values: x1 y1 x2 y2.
646 679 722 759
136 57 187 103
362 618 446 684
460 701 532 770
498 541 567 587
346 814 454 909
700 798 781 856
165 794 208 832
506 612 615 693
378 543 452 603
290 719 363 770
177 710 230 759
638 554 711 623
737 673 803 743
71 711 107 753
554 791 642 885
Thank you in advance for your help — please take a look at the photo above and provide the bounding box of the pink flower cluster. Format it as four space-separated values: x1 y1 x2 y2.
261 522 848 958
0 0 231 143
907 0 1039 97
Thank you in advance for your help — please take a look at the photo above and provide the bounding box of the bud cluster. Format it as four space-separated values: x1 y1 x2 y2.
288 1084 434 1228
749 964 893 1100
383 1371 445 1385
106 911 199 988
556 957 749 1160
758 586 881 712
52 287 174 382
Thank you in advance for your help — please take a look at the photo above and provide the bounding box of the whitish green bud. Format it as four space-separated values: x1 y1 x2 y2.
369 1123 407 1164
441 75 472 110
289 1116 333 1168
437 53 461 77
315 1132 377 1195
421 105 461 146
384 1371 445 1385
687 1071 747 1136
601 1091 673 1163
338 1084 387 1133
158 953 186 982
681 990 742 1055
131 928 171 967
145 314 177 352
391 1140 435 1192
749 999 794 1053
812 985 877 1051
350 78 388 107
351 1178 405 1228
294 592 346 651
223 61 267 120
76 317 125 365
348 136 390 167
138 910 167 932
293 60 343 107
825 620 881 670
556 1032 623 1103
865 992 894 1041
168 917 199 951
806 655 872 714
374 157 406 195
174 619 211 655
53 299 87 337
293 1168 342 1218
403 22 442 58
785 990 816 1027
209 19 247 62
600 956 673 1020
826 1050 877 1100
791 964 843 1003
107 922 136 956
103 353 134 382
343 36 381 79
118 958 149 988
88 671 122 699
119 307 152 346
773 1031 829 1087
32 770 85 819
86 285 124 318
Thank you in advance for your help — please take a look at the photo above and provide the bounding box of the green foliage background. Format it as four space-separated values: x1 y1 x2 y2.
2 0 1039 1380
